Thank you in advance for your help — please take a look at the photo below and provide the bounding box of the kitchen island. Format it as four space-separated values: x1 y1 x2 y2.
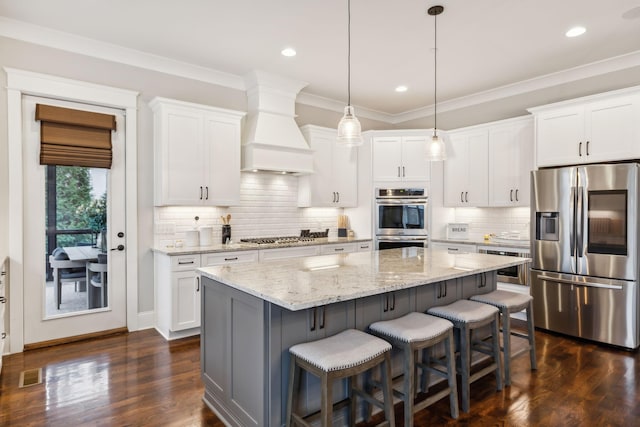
198 247 529 427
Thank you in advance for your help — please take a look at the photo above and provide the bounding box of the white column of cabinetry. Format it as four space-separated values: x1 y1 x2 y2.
529 88 640 168
150 97 245 206
298 125 358 207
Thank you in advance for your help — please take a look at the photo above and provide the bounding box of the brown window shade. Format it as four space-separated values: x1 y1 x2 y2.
35 104 116 169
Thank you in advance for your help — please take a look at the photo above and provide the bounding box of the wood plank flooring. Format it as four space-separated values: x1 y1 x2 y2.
1 326 638 426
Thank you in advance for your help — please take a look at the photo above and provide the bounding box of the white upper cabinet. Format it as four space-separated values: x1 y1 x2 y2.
444 129 488 207
150 97 245 206
372 133 430 182
488 117 534 207
298 125 358 207
530 89 640 168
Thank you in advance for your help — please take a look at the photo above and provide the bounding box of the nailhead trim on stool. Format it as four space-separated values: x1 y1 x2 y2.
428 300 503 413
370 312 459 427
286 329 395 427
470 290 537 386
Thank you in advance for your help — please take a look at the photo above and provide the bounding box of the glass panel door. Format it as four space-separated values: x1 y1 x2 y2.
587 190 627 255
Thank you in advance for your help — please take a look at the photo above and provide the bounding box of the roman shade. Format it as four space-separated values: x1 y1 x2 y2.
35 104 116 169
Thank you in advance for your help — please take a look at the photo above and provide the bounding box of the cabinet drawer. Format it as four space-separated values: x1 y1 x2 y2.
320 243 357 255
170 255 201 272
356 241 372 252
202 250 258 266
260 246 319 261
430 242 476 254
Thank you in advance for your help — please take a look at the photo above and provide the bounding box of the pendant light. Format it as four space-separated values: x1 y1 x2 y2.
337 0 363 146
426 5 447 161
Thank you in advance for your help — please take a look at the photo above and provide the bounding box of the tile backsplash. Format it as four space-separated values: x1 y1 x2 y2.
154 173 342 247
453 207 531 239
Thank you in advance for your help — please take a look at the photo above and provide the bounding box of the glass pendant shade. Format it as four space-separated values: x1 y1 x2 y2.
337 105 363 146
426 132 447 161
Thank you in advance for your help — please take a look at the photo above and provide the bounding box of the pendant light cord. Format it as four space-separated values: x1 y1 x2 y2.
433 10 438 137
348 0 352 107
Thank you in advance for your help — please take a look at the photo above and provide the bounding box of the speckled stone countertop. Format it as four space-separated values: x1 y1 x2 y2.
198 247 529 311
153 237 372 256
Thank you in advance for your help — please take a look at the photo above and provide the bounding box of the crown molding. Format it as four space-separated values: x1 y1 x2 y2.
0 16 245 90
2 16 640 125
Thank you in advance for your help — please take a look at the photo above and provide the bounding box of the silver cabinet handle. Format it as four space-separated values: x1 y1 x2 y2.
402 166 405 177
397 166 401 177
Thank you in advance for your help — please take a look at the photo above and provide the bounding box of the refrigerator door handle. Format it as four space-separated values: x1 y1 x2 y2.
569 186 576 258
577 186 585 258
537 275 623 290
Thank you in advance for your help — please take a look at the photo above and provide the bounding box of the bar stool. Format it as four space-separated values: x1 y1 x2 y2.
286 329 395 427
470 290 537 386
369 312 459 427
427 300 503 413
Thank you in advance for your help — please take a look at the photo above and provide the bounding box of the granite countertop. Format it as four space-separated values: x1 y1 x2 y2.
153 237 372 256
198 247 529 311
432 237 530 250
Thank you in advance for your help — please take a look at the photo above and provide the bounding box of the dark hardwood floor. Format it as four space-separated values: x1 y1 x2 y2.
0 326 638 426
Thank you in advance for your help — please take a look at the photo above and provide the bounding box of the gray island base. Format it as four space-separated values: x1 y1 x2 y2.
198 247 529 427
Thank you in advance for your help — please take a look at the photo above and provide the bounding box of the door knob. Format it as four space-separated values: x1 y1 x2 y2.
111 244 125 251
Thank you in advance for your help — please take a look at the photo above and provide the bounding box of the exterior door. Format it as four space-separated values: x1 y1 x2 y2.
22 95 127 345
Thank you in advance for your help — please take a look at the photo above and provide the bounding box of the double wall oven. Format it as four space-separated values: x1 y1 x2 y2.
375 188 428 250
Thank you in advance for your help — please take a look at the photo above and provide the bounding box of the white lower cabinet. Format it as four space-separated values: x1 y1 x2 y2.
430 241 477 253
259 245 320 261
356 241 372 251
155 251 258 340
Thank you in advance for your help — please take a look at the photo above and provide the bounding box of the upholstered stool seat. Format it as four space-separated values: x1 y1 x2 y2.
428 299 503 412
286 329 395 427
470 290 537 385
369 312 459 427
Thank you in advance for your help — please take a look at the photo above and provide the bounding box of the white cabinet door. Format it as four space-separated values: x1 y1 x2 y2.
319 243 357 255
171 270 200 331
202 250 259 266
585 96 638 163
372 137 403 181
488 119 533 207
333 144 358 207
151 97 245 206
444 130 488 207
535 106 584 167
155 105 206 205
401 137 430 181
204 114 242 206
298 126 358 207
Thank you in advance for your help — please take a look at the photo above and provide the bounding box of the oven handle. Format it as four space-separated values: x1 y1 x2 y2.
375 198 427 205
377 236 428 242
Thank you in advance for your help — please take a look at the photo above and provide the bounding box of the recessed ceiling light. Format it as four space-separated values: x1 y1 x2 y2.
281 48 297 57
565 26 586 37
395 85 408 93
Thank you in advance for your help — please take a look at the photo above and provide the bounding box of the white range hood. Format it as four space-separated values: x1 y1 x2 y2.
242 70 314 175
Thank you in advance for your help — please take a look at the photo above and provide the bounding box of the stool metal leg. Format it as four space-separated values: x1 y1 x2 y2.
491 313 504 391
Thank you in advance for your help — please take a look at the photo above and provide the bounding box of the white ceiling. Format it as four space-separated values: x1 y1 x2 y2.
2 0 640 121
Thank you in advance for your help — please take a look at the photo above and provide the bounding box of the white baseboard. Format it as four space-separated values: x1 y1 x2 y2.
135 310 155 331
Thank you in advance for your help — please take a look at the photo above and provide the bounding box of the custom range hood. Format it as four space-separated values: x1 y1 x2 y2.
242 70 314 175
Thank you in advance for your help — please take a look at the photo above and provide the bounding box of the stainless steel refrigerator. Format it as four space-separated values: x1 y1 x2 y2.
530 163 640 349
